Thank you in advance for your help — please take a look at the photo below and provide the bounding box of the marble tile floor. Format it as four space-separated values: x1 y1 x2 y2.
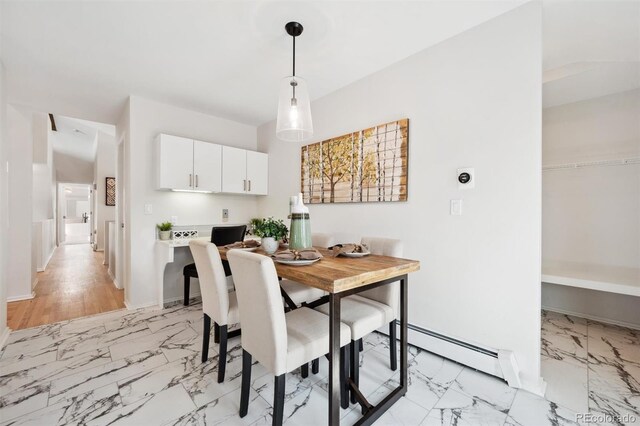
0 303 638 425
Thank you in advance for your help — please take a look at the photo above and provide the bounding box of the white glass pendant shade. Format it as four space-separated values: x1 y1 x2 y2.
276 76 313 142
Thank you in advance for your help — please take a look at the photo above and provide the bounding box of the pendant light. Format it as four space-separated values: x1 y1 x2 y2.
276 21 313 142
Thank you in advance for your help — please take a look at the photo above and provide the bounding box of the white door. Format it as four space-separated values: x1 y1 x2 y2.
158 134 194 190
246 151 268 195
221 146 247 193
193 140 222 192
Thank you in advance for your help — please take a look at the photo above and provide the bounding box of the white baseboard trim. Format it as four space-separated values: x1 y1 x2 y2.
521 377 547 397
543 305 640 331
7 292 36 302
124 300 161 311
0 326 11 349
163 291 201 306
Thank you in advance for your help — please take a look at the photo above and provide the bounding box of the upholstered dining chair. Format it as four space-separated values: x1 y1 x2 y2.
183 225 246 305
316 236 402 404
227 250 351 426
189 240 240 383
278 232 335 307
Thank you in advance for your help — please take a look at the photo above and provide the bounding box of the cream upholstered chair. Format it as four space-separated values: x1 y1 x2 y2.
279 233 335 307
316 236 402 403
227 250 351 425
189 240 240 383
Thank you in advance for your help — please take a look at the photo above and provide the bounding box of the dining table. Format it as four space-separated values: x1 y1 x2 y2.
219 246 420 426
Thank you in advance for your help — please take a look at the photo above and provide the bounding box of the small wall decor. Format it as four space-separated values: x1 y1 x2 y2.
105 177 116 206
301 118 409 204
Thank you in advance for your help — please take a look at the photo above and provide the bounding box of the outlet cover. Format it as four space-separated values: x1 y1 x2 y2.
222 209 229 222
170 216 178 225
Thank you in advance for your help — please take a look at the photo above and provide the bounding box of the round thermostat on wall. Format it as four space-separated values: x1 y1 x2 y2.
457 168 475 189
458 172 471 184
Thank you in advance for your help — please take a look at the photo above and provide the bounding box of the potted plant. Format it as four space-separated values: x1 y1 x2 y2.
251 217 288 254
157 221 173 240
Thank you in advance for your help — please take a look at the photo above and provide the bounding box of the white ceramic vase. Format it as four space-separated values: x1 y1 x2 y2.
261 237 279 254
159 230 171 240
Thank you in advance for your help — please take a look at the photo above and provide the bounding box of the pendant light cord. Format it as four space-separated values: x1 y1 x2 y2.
291 34 297 100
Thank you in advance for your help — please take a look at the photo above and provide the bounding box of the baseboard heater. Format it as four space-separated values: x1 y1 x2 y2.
390 321 522 389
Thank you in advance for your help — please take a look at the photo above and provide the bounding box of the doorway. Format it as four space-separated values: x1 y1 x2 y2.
58 183 92 245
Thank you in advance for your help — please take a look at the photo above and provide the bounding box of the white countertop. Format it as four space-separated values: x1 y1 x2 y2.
156 236 261 248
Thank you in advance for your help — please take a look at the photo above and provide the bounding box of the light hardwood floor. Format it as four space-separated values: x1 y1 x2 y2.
7 244 125 330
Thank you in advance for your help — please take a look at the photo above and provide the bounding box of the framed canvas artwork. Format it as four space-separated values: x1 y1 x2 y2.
106 177 116 206
301 118 408 204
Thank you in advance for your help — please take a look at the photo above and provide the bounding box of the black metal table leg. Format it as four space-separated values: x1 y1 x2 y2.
400 275 408 392
328 293 341 425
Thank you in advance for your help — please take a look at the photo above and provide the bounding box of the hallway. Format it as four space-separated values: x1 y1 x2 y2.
7 244 124 330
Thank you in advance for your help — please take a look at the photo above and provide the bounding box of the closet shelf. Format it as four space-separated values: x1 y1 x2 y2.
542 260 640 297
542 156 640 171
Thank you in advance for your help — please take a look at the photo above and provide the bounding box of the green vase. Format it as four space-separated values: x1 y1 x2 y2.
289 213 312 250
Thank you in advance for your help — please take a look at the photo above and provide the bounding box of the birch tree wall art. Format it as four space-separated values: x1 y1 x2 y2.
301 119 408 204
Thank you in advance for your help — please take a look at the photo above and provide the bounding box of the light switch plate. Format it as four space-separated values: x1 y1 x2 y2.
450 199 463 216
144 204 153 215
222 209 229 222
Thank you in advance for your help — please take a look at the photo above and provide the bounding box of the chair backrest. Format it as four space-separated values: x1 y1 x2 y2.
211 225 247 246
360 237 403 316
227 250 288 376
189 240 231 325
311 232 336 248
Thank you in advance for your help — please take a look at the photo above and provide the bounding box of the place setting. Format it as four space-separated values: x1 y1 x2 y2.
224 239 261 252
329 243 371 258
271 248 323 266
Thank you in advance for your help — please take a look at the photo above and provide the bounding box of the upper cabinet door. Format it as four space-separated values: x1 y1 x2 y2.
193 140 222 192
246 151 268 195
221 146 247 194
157 134 194 190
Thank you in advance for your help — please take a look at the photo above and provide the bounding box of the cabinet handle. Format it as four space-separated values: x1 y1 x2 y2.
248 180 251 192
189 174 193 187
243 180 246 191
195 174 199 188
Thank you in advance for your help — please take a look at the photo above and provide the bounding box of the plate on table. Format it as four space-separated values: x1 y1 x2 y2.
342 251 370 258
274 258 320 266
229 247 258 252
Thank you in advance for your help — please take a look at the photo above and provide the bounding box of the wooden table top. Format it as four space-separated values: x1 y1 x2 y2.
219 247 420 294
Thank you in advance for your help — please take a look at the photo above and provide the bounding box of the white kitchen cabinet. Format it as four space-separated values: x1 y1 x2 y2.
157 135 222 192
246 151 268 195
221 146 247 194
157 134 194 191
222 146 268 195
193 140 222 192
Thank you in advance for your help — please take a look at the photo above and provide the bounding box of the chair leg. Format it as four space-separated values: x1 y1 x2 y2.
214 322 220 344
350 340 360 404
300 363 309 378
217 324 228 383
239 350 252 418
311 358 319 375
389 321 397 371
202 314 211 363
184 275 190 306
273 374 286 426
340 345 350 409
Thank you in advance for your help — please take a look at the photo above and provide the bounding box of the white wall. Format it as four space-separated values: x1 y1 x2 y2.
122 96 259 307
7 104 35 300
93 131 116 251
0 15 9 340
542 89 640 268
258 3 542 392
